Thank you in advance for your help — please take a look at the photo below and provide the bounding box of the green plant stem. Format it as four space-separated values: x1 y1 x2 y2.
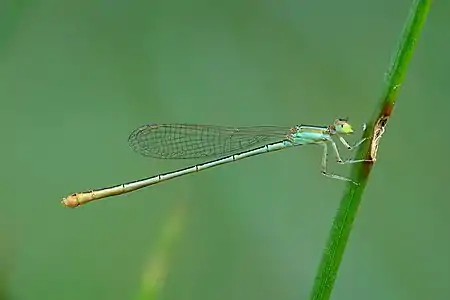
309 1 431 299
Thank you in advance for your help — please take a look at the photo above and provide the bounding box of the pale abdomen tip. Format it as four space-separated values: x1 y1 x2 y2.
61 194 80 208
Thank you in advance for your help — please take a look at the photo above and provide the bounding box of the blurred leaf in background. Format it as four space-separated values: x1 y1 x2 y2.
136 200 187 300
0 220 17 300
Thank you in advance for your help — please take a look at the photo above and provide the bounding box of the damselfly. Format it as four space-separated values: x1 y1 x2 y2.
61 119 368 208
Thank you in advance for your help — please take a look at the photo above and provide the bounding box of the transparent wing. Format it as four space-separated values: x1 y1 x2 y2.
128 123 292 159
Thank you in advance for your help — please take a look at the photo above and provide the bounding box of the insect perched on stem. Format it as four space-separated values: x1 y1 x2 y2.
61 118 369 208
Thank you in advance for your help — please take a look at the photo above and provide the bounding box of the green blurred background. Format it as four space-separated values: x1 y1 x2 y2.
1 0 447 299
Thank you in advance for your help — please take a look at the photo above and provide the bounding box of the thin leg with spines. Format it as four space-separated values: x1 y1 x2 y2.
320 142 357 184
336 136 373 164
338 136 368 150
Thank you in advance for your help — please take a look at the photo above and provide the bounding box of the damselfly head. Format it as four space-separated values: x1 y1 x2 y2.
334 119 354 135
